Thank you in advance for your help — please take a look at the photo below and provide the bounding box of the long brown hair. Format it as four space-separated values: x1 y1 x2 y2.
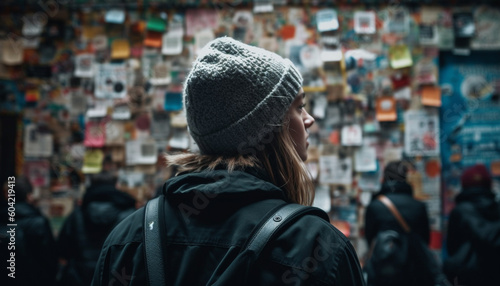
165 123 314 206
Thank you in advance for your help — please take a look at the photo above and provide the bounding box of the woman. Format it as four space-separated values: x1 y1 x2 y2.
92 37 365 285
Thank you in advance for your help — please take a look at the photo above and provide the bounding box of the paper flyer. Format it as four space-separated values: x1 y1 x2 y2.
24 124 53 157
141 50 162 79
150 62 172 86
151 111 171 142
105 120 125 145
84 120 106 148
185 9 219 36
354 11 376 34
117 169 144 188
471 6 500 49
404 109 440 156
341 124 363 146
86 106 107 118
389 44 413 69
168 128 190 150
386 7 409 34
162 30 183 55
316 9 339 32
319 155 352 185
354 146 377 172
74 54 95 78
194 29 215 55
152 87 166 110
69 90 87 115
421 86 442 107
1 39 23 65
94 63 128 99
92 35 108 51
253 0 273 14
105 9 126 24
82 149 104 174
376 96 397 122
111 39 131 59
126 140 157 165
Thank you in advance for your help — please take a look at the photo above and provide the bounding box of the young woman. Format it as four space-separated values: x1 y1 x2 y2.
92 37 365 286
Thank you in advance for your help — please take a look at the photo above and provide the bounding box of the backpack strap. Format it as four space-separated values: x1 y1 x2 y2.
143 197 329 285
377 195 411 233
144 196 166 286
245 203 329 257
207 202 329 285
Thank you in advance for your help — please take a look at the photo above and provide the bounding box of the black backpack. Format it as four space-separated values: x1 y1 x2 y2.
364 229 411 285
364 195 451 286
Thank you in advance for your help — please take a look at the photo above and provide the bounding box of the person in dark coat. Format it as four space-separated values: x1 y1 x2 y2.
92 37 365 286
0 176 57 286
364 161 430 246
364 160 432 286
57 172 136 286
443 164 500 286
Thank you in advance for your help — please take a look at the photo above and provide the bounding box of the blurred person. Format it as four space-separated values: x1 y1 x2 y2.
91 37 365 285
365 161 430 246
56 171 136 286
0 176 57 286
444 164 500 286
364 160 437 286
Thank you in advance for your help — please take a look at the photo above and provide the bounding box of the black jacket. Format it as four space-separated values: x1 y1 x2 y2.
364 181 434 286
443 187 500 286
91 169 366 286
364 181 430 246
57 183 136 286
0 201 57 286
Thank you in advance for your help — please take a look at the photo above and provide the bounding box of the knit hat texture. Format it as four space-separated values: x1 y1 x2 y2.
183 37 303 155
461 164 492 190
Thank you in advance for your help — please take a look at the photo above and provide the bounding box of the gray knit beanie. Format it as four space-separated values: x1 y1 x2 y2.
183 37 303 155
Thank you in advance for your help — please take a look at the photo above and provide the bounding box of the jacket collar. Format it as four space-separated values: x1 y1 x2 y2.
378 180 413 196
163 168 286 203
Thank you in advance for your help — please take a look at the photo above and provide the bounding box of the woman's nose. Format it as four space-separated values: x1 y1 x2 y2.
304 110 314 128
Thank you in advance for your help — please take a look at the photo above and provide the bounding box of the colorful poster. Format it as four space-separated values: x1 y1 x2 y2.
439 51 500 216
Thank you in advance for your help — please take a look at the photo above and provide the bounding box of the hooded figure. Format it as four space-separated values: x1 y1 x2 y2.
0 176 57 286
444 164 500 286
57 173 136 286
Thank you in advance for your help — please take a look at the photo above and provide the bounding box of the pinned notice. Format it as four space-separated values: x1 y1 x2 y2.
316 9 339 32
376 96 397 121
421 86 441 107
82 149 104 174
389 44 413 69
111 39 131 59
